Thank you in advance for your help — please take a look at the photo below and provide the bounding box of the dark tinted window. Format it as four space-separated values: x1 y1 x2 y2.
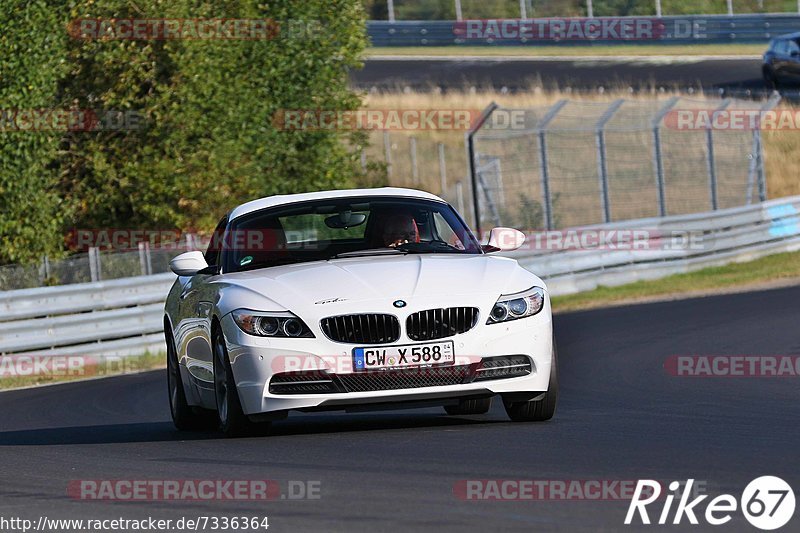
222 197 482 273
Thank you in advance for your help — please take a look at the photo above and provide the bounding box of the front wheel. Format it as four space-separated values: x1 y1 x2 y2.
503 340 559 422
764 67 779 90
213 326 269 437
166 328 214 431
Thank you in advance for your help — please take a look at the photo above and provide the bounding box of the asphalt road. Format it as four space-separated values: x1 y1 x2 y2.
353 57 774 96
1 285 799 532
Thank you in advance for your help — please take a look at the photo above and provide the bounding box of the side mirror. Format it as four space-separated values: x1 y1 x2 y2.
482 227 527 253
170 251 209 276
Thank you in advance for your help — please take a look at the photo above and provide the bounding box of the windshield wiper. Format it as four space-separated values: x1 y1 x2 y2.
330 248 409 259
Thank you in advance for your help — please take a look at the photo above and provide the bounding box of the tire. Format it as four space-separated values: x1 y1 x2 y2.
764 67 779 90
444 397 492 416
212 325 269 437
166 327 214 431
503 339 559 422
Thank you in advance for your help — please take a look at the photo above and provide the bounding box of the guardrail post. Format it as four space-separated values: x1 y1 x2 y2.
595 99 624 224
707 99 730 211
652 97 678 217
383 131 393 179
727 0 734 16
438 142 448 195
537 100 568 230
410 136 419 185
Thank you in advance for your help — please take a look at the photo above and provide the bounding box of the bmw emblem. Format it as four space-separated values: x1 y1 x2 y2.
393 300 407 308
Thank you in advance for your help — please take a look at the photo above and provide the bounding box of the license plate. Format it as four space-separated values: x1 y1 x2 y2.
353 341 455 371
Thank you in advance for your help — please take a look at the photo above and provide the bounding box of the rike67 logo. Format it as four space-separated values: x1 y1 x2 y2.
626 477 795 530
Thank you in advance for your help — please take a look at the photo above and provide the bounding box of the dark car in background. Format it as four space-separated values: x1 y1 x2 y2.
763 33 800 88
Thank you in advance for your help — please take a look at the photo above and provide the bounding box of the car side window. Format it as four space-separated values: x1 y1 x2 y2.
790 40 800 55
205 216 228 267
776 41 789 55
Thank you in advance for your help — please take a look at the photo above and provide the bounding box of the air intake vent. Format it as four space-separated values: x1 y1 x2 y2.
320 314 401 344
406 307 479 341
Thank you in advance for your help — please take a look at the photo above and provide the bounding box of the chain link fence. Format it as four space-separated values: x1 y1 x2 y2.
468 95 781 232
0 240 198 292
0 94 784 291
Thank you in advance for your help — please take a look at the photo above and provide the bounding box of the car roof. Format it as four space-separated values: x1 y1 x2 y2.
774 32 800 41
229 187 448 220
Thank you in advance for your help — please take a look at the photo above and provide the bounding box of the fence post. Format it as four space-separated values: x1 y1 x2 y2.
756 128 767 202
537 100 568 230
652 97 678 217
587 0 594 18
387 0 395 22
41 255 51 284
595 99 624 224
361 149 368 172
438 142 448 195
467 102 499 235
455 181 466 222
383 131 393 179
727 0 733 15
88 247 101 282
655 0 662 17
520 0 527 19
139 242 148 276
707 99 730 211
454 0 463 21
410 136 419 185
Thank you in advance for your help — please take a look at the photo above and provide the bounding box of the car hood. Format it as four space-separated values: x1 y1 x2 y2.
214 254 544 317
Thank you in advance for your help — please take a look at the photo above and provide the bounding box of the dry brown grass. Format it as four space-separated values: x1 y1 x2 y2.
363 89 800 215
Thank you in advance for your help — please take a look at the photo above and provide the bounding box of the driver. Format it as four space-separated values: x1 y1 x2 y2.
381 212 419 248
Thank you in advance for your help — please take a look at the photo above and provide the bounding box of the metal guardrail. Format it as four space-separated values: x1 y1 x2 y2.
0 273 173 357
368 15 800 46
1 195 798 356
510 195 800 295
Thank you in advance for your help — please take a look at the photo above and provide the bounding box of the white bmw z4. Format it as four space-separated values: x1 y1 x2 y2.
164 188 557 436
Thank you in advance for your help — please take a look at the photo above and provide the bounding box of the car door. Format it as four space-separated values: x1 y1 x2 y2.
787 39 800 80
773 40 792 81
175 216 228 395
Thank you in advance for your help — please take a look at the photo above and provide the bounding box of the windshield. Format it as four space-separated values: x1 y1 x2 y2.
219 196 482 273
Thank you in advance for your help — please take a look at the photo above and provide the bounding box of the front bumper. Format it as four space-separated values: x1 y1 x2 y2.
220 300 553 416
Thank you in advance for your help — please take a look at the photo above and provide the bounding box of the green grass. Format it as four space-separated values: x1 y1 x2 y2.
366 43 765 57
0 351 165 391
552 250 800 312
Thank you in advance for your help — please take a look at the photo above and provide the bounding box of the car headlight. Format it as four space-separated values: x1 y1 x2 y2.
232 309 315 338
487 287 546 324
